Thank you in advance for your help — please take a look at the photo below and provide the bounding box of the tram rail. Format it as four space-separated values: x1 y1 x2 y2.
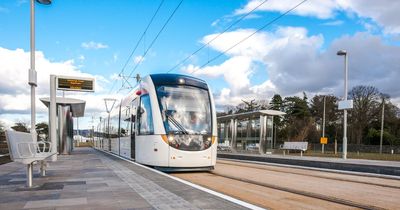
171 159 400 209
208 170 384 210
217 159 400 190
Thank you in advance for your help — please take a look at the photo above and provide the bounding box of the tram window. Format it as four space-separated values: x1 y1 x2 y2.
138 94 154 135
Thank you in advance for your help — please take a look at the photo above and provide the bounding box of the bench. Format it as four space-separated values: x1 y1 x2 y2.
280 141 308 156
5 130 57 187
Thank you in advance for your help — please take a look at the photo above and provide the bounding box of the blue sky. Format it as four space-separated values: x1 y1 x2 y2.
1 0 400 129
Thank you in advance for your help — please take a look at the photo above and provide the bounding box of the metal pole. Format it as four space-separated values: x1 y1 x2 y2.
322 96 326 154
379 98 385 154
50 75 57 161
27 163 33 187
107 112 110 151
29 0 37 142
343 53 348 159
77 117 79 147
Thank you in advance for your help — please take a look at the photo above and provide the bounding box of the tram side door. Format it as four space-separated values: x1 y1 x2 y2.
130 114 136 159
130 99 138 160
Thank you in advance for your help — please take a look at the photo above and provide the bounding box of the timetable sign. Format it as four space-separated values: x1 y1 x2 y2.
57 76 95 92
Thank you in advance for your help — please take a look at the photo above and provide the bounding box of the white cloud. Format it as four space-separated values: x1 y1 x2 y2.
184 56 253 94
322 20 344 26
133 55 145 64
235 0 338 19
339 0 400 34
185 27 400 107
236 0 400 34
211 19 220 27
78 55 85 61
0 47 112 128
81 41 109 50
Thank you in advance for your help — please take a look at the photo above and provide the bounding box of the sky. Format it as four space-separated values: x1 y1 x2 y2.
0 0 400 130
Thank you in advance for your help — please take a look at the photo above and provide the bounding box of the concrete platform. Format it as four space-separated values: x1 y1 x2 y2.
218 152 400 176
0 148 251 210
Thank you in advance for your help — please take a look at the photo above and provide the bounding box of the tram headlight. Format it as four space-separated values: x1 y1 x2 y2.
168 135 174 143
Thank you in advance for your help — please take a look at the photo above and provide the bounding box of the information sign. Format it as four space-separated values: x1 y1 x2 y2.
320 137 328 144
56 76 95 92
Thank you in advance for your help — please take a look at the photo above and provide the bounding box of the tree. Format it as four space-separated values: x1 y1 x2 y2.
240 99 261 112
269 94 283 111
36 122 49 140
282 95 313 141
11 122 29 133
349 86 381 145
310 95 340 142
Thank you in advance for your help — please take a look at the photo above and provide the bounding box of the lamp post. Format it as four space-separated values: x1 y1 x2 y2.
28 0 52 188
322 95 326 154
379 97 385 154
337 50 348 159
30 0 52 137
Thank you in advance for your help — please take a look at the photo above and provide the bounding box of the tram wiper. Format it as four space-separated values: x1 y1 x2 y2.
164 111 189 135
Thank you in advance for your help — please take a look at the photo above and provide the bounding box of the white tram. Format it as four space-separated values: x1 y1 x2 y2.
95 74 217 171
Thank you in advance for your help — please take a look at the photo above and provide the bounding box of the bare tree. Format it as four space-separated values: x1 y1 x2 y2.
11 122 29 133
349 86 381 145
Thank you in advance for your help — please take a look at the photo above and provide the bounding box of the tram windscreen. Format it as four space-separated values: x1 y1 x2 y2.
156 85 212 136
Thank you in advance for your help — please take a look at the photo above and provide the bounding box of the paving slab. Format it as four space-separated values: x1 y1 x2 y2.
0 148 250 210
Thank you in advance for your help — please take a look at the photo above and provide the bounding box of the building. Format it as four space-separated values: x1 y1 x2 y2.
217 110 285 154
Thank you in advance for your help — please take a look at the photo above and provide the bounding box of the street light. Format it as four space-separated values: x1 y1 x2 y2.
27 0 52 188
337 49 348 159
30 0 52 138
37 0 52 4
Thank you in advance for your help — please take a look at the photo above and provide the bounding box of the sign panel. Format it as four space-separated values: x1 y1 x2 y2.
338 100 353 110
56 76 95 92
320 137 328 144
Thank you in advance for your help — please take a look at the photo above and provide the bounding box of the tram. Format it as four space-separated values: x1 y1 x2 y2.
94 74 217 171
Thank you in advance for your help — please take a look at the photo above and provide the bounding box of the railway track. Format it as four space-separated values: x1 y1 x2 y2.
208 170 384 210
172 159 400 209
217 160 400 190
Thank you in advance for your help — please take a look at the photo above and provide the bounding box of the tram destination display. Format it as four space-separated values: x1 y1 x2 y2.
56 76 95 92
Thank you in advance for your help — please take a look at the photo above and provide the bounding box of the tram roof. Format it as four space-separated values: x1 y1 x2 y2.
217 109 285 121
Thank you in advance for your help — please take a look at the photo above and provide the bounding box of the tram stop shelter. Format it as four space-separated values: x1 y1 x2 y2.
217 110 285 154
40 97 86 155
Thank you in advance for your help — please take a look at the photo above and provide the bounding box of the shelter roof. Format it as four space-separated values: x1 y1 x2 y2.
217 109 285 121
40 97 86 117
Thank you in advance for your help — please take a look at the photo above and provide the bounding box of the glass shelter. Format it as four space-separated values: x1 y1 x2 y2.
217 110 285 154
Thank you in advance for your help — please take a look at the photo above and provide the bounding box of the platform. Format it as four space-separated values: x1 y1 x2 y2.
0 148 250 210
218 152 400 176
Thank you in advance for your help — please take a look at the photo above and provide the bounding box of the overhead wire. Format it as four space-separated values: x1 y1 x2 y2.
189 0 309 75
108 0 165 94
120 0 184 90
166 0 270 73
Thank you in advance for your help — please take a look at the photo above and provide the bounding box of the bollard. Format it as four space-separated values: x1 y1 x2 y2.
392 149 394 155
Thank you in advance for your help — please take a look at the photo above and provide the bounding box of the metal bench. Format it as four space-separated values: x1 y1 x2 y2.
280 141 308 156
5 130 57 187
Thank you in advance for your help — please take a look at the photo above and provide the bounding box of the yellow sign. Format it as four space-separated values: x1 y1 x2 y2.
320 137 328 144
